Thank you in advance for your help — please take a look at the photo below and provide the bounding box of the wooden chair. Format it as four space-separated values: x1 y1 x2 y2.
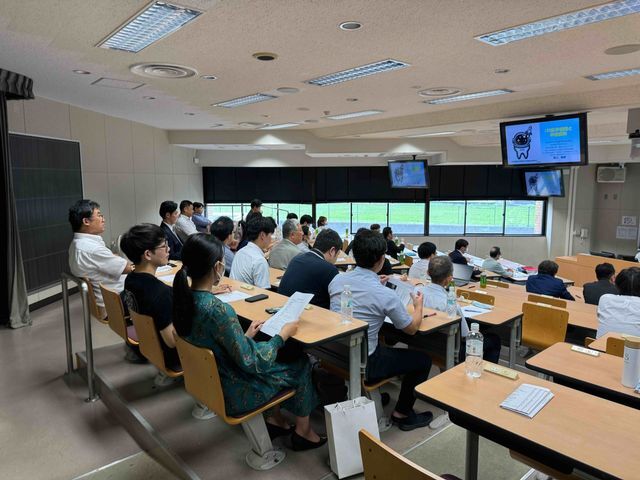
359 429 456 480
100 285 138 347
486 279 509 288
459 290 495 306
342 239 349 252
509 451 580 480
521 302 569 351
527 293 567 309
403 256 413 267
83 278 109 324
584 336 596 347
606 336 625 357
175 336 295 470
129 311 183 378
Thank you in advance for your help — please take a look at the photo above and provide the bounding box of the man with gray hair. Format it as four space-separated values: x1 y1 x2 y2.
268 218 303 269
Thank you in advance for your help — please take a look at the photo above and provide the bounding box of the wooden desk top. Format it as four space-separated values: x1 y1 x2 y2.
219 278 367 346
269 267 284 289
460 284 598 331
526 342 640 409
589 332 624 352
415 364 640 480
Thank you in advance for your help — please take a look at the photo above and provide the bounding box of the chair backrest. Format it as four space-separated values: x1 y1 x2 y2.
100 284 130 343
83 278 107 323
404 256 413 267
486 279 509 288
606 336 625 357
459 290 495 306
527 293 567 309
174 336 229 420
521 302 569 351
342 239 349 252
584 336 596 347
129 310 177 374
359 429 449 480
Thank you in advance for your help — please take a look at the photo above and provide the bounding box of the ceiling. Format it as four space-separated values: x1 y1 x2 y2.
1 0 640 151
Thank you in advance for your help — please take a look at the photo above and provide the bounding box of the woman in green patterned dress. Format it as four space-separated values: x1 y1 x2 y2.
173 233 326 451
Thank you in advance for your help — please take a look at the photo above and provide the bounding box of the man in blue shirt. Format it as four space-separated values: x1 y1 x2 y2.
329 229 432 431
423 256 501 363
278 229 342 309
526 260 575 301
192 202 211 233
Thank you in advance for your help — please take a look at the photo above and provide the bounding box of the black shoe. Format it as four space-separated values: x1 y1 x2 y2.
381 392 391 407
392 411 433 431
291 431 328 451
266 422 293 440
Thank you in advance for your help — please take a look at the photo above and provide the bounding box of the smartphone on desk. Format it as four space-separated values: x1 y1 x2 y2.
245 293 269 303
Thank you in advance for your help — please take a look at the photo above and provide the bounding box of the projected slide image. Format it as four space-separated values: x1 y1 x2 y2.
389 161 426 187
505 117 582 166
525 170 563 197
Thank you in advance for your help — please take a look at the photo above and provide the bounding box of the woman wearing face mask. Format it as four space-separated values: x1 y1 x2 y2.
172 233 326 451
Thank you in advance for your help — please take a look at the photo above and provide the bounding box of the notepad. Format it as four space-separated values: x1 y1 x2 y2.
500 384 554 418
216 291 251 303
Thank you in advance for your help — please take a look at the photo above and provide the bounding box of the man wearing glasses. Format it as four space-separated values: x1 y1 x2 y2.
68 199 133 320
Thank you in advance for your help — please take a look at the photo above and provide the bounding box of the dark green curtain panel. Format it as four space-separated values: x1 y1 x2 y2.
0 69 33 328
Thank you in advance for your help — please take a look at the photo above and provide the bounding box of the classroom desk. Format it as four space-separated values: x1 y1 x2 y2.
588 332 624 352
526 342 640 409
156 263 369 399
415 364 640 480
268 267 284 289
460 283 598 331
556 253 639 287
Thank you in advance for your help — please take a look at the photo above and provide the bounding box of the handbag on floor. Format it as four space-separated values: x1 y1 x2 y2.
324 396 380 478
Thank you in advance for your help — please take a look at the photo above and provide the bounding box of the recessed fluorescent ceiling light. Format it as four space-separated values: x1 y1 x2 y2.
98 2 201 53
426 89 513 104
306 59 409 86
477 1 640 46
326 110 384 120
213 93 277 108
259 123 301 130
406 131 456 137
585 67 640 80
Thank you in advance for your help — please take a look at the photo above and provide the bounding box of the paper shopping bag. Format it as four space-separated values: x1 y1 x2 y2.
324 396 379 478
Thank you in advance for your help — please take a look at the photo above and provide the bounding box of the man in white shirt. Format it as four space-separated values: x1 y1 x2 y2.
597 266 640 338
67 199 133 319
174 200 198 243
230 216 276 289
408 241 436 280
268 219 303 269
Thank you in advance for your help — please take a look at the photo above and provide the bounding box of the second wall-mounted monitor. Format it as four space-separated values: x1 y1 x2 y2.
500 112 588 168
524 169 565 197
388 159 429 188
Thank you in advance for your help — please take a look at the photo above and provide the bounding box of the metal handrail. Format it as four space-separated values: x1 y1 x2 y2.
61 272 99 402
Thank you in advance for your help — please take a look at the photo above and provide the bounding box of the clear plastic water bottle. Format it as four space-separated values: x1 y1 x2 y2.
446 281 457 318
465 323 484 378
340 284 353 325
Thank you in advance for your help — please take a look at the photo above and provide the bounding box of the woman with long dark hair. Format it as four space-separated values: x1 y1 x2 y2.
173 233 325 450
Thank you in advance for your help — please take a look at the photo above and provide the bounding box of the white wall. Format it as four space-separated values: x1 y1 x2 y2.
7 96 201 304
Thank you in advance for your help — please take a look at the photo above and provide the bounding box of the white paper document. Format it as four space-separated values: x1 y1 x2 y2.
511 272 529 281
216 291 251 303
260 292 314 337
387 276 419 307
461 305 492 318
500 383 554 418
156 265 173 274
158 274 175 284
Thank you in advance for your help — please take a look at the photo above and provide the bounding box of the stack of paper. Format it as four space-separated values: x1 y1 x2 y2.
500 384 554 418
260 292 313 337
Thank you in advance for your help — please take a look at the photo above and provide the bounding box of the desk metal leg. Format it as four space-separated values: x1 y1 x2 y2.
348 333 363 399
509 319 519 369
445 324 459 370
465 430 479 480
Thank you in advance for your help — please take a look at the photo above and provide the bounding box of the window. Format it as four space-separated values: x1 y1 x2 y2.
505 200 545 235
389 203 425 235
428 199 545 235
316 203 350 234
206 203 244 222
429 201 465 235
206 203 312 224
277 203 313 223
352 203 387 233
465 200 505 234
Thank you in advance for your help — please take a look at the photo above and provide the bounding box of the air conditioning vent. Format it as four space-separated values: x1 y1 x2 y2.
597 166 626 183
130 63 197 79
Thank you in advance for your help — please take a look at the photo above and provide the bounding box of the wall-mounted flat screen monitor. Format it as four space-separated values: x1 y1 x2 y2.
388 160 428 188
524 169 565 197
500 112 588 167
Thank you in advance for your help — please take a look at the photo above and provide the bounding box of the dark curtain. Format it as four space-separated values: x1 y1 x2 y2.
1 68 34 328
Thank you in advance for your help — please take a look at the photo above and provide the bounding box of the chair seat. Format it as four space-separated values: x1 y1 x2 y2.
363 376 394 392
226 388 296 425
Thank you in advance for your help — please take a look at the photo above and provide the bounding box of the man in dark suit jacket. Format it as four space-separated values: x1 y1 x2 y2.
158 200 182 261
245 198 263 224
449 238 470 265
526 260 575 301
583 263 618 305
382 226 404 259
